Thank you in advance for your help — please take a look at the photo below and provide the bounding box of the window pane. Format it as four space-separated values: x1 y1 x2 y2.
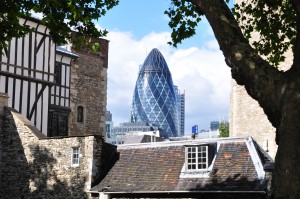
72 148 79 166
198 163 207 169
186 146 209 171
55 62 62 85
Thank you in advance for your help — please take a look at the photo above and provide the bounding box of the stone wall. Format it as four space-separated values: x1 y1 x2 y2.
229 0 294 159
68 36 109 136
0 102 116 199
229 80 277 158
229 54 292 159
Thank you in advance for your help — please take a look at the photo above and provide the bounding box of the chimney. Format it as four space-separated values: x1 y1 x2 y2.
191 133 196 139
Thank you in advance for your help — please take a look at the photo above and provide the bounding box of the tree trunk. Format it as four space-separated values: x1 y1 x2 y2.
189 0 300 198
272 79 300 198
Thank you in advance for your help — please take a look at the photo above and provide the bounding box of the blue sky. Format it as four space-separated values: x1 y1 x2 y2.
97 0 232 133
98 0 215 48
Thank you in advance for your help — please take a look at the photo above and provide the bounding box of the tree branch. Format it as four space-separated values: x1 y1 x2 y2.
190 0 284 128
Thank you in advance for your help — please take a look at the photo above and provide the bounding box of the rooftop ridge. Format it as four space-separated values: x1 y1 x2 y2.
115 136 250 149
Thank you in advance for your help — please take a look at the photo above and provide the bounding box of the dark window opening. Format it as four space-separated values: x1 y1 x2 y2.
54 62 62 85
77 106 84 122
48 106 69 137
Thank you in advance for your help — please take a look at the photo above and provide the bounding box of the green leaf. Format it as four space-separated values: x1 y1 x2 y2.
233 0 296 66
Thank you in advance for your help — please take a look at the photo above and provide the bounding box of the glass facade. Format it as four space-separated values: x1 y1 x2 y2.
210 121 220 131
110 122 158 138
131 48 180 138
105 111 114 139
175 86 185 137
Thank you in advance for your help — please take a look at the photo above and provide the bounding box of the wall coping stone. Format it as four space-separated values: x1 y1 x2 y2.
6 107 104 140
0 93 9 98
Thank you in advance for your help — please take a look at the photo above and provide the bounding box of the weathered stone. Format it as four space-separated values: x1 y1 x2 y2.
68 37 109 137
0 107 115 199
230 0 294 159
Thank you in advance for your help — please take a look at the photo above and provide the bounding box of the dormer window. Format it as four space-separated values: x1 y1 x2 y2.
181 143 217 178
186 145 208 171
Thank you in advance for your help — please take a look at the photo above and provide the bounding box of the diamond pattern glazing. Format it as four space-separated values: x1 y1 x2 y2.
131 48 178 137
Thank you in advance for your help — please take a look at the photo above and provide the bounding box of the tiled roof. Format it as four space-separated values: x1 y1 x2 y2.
176 142 264 191
91 137 269 193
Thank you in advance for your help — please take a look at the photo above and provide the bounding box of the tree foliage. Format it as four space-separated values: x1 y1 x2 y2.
233 0 296 66
0 0 119 50
218 122 229 138
165 0 232 47
164 0 202 47
166 0 296 67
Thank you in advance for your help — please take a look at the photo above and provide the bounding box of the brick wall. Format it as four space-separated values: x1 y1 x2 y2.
68 35 109 136
0 105 115 199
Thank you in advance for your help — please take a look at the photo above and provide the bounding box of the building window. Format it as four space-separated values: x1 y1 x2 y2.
117 141 124 145
72 148 80 167
186 145 208 170
54 62 62 85
77 106 84 122
48 107 69 137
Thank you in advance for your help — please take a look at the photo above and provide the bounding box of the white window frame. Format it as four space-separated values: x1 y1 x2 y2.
71 147 80 167
185 145 208 171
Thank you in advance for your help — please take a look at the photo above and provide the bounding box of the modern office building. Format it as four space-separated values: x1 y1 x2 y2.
108 122 160 144
175 85 185 136
210 121 220 131
105 111 114 139
110 122 158 137
130 48 184 138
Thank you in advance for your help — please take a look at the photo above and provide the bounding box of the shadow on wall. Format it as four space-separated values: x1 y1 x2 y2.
92 143 119 188
27 145 87 199
0 108 88 199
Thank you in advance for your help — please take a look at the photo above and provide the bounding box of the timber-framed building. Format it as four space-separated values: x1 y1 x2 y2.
0 17 108 137
0 16 110 198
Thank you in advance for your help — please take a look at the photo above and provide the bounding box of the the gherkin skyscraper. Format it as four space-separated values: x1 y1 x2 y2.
131 48 181 138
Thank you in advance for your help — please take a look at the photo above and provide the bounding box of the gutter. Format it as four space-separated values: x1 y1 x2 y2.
87 190 100 193
117 136 250 149
89 190 267 194
87 189 267 199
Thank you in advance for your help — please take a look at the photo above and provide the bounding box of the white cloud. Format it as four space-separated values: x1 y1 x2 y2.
106 30 231 133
